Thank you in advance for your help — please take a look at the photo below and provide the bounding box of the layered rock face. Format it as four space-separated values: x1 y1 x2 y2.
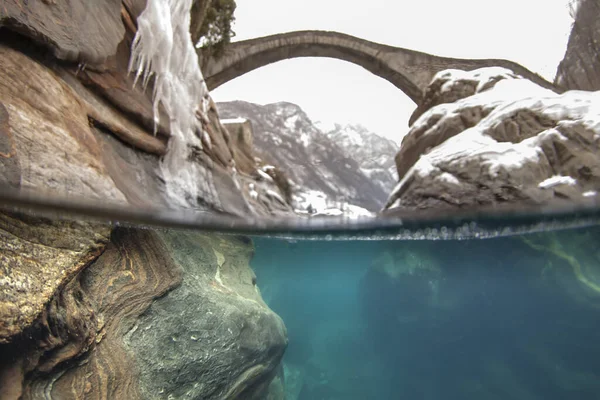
385 67 600 212
0 2 288 399
0 1 292 216
0 225 287 399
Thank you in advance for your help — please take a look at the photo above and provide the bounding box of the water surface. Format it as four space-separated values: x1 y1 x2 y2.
2 192 600 399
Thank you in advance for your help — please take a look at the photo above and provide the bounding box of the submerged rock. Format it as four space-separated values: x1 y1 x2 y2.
124 231 287 400
0 213 110 343
0 227 287 399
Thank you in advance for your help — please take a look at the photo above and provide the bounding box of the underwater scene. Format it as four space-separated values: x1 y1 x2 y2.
251 227 600 400
2 201 600 400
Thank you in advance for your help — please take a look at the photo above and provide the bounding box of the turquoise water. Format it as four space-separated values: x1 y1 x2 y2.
2 193 600 399
250 228 600 400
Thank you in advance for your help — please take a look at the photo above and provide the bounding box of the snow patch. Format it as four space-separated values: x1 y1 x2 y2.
411 76 555 135
292 189 373 219
265 190 286 205
256 169 274 182
435 67 519 94
129 0 210 207
284 114 300 130
583 191 597 197
437 172 460 185
538 175 577 189
313 205 373 218
299 132 311 147
221 117 248 124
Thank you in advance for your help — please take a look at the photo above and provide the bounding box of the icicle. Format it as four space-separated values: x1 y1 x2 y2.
128 0 213 207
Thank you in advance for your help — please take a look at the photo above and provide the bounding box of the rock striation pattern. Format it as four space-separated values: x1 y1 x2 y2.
0 213 110 343
0 1 125 65
1 227 287 400
385 67 600 212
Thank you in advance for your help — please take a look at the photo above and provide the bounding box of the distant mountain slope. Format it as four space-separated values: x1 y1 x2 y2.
323 123 398 195
217 101 398 211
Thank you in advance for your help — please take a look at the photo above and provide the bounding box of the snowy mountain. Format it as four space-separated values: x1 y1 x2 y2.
217 101 398 212
323 123 398 195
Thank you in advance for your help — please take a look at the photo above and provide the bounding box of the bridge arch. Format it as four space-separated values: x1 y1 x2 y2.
198 30 558 105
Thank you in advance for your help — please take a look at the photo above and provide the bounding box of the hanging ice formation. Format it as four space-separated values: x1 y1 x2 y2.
128 0 212 207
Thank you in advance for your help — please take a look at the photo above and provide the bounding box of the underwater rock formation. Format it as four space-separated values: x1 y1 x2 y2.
0 213 110 343
385 67 600 211
0 227 287 399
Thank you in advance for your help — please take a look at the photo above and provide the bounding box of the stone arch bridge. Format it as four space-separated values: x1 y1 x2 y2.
198 30 557 105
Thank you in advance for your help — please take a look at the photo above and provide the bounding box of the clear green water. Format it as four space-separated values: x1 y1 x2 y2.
250 227 600 400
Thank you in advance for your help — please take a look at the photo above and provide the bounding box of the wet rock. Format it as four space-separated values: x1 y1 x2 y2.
18 228 184 399
124 231 287 400
0 212 110 343
386 67 600 212
1 227 287 399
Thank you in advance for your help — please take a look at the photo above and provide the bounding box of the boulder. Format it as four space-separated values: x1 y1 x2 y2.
0 228 287 400
0 213 110 343
386 67 600 212
122 231 287 400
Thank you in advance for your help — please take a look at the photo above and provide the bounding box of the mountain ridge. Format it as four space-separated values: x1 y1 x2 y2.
217 100 398 212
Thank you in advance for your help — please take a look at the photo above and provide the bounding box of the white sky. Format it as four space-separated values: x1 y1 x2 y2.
210 0 574 143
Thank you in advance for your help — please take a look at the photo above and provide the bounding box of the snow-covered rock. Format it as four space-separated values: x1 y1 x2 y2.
385 67 600 211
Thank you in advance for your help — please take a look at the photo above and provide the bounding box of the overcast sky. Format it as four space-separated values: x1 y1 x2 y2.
210 0 574 143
